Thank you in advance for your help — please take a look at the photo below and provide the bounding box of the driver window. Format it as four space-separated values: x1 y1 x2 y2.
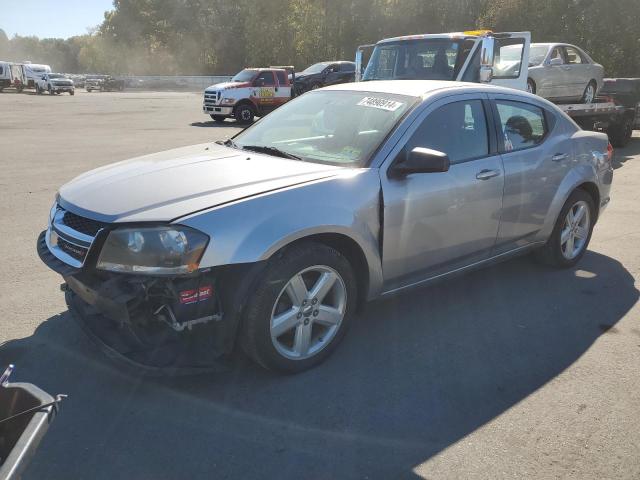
255 71 275 86
407 100 489 164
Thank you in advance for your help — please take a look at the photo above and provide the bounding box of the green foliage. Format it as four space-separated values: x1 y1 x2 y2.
0 0 638 76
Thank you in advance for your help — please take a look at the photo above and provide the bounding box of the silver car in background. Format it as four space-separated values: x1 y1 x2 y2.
525 43 604 103
38 81 613 373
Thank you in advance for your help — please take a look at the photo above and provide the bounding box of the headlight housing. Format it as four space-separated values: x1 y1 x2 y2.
221 97 235 105
96 226 209 275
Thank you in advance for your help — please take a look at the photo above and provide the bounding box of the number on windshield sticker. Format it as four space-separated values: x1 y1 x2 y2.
357 96 404 111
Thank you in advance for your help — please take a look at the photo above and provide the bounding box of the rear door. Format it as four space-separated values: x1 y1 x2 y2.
380 94 505 291
563 46 589 98
273 70 291 106
489 94 573 253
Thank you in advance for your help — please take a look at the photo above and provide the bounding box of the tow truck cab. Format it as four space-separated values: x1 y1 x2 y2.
356 30 530 91
203 66 294 124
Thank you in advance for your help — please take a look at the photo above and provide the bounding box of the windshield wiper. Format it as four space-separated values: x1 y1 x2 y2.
240 145 302 160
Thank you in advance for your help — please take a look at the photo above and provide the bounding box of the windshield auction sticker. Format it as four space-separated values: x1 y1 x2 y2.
357 97 404 111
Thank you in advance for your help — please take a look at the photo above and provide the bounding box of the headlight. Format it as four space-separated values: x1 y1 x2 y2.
96 226 209 275
221 98 235 105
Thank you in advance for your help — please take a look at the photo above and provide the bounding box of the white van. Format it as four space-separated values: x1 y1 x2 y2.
22 62 52 88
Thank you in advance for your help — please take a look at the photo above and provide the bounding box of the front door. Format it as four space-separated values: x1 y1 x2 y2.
381 95 504 291
252 71 277 113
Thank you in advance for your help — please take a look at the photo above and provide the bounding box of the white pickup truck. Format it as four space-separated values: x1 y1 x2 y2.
36 73 75 95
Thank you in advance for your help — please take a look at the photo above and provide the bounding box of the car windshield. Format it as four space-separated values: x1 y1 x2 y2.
233 90 416 167
528 45 550 66
301 62 330 74
49 74 64 79
363 38 468 81
232 69 257 82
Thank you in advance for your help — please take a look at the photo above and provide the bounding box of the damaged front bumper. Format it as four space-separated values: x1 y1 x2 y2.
37 230 243 373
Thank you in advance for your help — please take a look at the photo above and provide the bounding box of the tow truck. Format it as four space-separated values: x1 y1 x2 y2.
355 30 638 146
202 66 294 124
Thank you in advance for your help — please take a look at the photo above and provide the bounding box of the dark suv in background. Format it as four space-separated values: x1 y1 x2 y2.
293 61 355 94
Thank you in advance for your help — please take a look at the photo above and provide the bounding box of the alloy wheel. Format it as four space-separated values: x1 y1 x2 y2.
270 265 347 360
584 84 595 103
560 200 590 260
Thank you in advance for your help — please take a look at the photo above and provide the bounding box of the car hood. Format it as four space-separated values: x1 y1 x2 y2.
58 143 344 223
205 81 251 91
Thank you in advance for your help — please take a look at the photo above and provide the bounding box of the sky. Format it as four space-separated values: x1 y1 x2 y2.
1 0 114 39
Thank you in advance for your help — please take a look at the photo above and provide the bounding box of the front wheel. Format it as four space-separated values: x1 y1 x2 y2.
70 90 75 96
234 104 255 124
534 189 595 268
241 242 357 373
210 115 226 122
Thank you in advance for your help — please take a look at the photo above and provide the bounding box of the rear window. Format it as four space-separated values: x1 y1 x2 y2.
275 71 287 85
495 101 547 152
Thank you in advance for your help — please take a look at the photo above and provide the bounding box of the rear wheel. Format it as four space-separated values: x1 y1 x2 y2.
608 118 633 148
534 189 595 268
241 242 357 373
48 85 52 95
234 103 255 124
581 81 597 104
527 78 536 95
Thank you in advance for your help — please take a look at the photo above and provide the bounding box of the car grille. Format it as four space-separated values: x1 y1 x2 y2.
62 210 104 236
57 237 87 262
47 205 105 267
204 91 220 106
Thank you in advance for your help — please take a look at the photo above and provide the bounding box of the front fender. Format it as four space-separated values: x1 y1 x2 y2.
178 169 384 298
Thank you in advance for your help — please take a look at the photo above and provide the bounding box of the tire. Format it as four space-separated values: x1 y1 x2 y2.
581 81 597 104
526 78 536 95
36 85 41 95
48 86 52 95
608 119 633 148
534 189 595 268
241 242 357 373
86 88 92 92
234 103 255 124
70 90 75 96
310 82 322 90
210 115 226 122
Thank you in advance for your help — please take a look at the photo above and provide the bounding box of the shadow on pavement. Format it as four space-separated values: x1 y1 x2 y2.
612 136 639 169
1 251 637 479
190 121 244 129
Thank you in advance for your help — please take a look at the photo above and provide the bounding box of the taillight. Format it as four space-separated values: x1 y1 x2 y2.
607 142 614 162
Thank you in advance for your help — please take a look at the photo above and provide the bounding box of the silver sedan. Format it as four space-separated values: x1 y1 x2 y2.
525 43 604 103
39 81 613 373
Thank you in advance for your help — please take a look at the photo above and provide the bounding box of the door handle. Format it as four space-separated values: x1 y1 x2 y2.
552 153 569 162
476 169 500 180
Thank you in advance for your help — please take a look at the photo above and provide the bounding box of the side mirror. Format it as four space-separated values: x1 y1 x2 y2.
391 147 450 177
548 57 563 67
480 37 495 67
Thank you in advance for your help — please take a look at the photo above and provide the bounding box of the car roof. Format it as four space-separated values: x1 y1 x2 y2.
321 80 521 98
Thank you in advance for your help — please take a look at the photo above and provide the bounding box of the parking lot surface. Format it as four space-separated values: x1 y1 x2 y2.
0 90 639 479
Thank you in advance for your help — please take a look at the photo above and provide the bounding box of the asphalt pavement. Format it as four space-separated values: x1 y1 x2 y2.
0 90 638 479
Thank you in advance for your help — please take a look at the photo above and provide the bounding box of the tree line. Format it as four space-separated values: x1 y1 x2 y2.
0 0 638 77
